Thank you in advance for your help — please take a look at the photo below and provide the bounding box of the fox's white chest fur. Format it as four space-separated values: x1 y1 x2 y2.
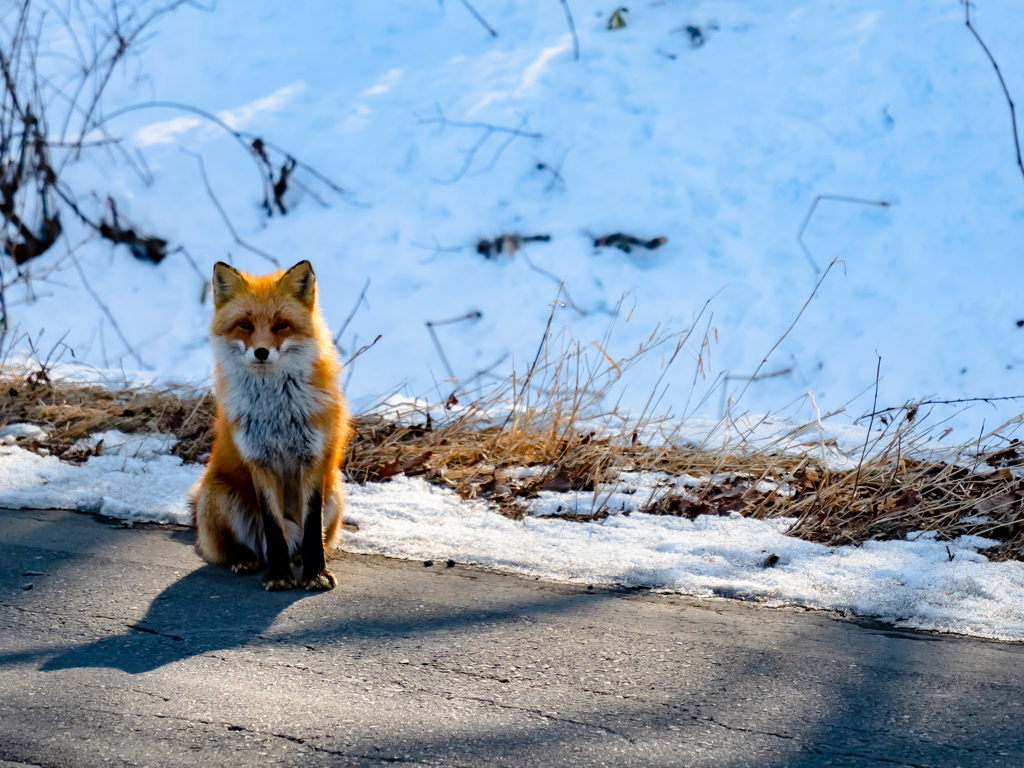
213 338 330 467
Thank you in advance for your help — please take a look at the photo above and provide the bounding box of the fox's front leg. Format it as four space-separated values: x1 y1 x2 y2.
300 469 337 591
251 467 297 591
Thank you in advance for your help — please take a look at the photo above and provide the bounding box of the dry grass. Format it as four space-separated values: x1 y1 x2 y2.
4 351 1024 562
0 367 215 463
349 397 1024 562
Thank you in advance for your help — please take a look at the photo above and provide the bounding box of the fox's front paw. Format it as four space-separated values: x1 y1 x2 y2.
231 560 261 576
263 568 297 591
302 568 337 591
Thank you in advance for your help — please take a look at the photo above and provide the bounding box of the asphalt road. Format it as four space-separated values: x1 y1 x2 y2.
1 507 1023 767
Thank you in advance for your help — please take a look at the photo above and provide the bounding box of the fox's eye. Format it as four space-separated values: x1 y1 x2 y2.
236 321 254 332
272 322 290 332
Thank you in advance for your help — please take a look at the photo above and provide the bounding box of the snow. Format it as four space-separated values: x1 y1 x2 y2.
3 1 1024 440
0 424 47 444
0 432 199 525
346 475 1024 642
3 431 1024 641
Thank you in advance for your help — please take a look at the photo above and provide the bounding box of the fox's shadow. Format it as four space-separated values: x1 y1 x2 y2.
41 564 313 674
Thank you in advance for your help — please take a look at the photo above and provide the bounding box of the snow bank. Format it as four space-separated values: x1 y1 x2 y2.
4 427 1022 641
345 476 1024 642
0 432 199 525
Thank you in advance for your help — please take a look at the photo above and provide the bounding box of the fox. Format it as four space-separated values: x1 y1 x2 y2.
192 259 353 591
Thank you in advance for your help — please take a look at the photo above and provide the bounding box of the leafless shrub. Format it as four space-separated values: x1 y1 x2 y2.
0 0 202 341
0 0 359 349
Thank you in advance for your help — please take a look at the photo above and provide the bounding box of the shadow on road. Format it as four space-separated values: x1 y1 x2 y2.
39 564 310 674
34 561 613 675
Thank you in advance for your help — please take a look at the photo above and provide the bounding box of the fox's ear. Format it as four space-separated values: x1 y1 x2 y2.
278 260 316 307
212 262 245 308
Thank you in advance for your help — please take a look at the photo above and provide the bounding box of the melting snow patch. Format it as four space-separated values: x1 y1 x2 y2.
2 437 1024 641
344 475 1024 642
0 423 47 444
0 432 200 524
74 430 179 459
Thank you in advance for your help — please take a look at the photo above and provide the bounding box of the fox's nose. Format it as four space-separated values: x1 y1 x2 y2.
254 347 270 361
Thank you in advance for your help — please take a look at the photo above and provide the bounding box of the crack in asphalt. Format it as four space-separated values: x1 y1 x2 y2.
4 704 452 767
574 685 996 765
403 684 635 745
424 661 511 684
64 679 172 704
1 602 131 624
128 624 184 641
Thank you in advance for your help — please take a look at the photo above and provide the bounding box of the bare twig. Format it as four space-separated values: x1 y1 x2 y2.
99 101 366 209
963 1 1024 183
717 367 793 419
851 354 882 506
857 394 1024 423
466 116 532 178
797 195 891 274
425 311 483 380
409 237 465 261
333 278 371 349
420 105 541 184
175 246 211 283
69 252 144 369
182 149 280 267
425 324 454 379
453 0 497 37
345 334 382 366
519 252 586 315
559 0 579 61
0 258 8 348
536 151 569 192
733 258 839 408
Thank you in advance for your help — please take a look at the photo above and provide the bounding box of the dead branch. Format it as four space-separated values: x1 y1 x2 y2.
426 311 483 380
333 278 371 350
857 394 1024 423
0 3 187 274
182 149 280 267
559 0 579 61
466 116 534 179
345 334 382 367
851 355 882 506
409 237 465 261
797 195 891 274
248 133 369 209
0 259 7 347
97 197 167 264
518 252 586 316
69 252 144 369
420 105 541 184
963 1 1024 183
452 0 498 37
733 258 839 408
536 151 570 192
593 233 667 253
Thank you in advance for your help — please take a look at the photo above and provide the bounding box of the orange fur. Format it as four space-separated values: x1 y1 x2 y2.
192 260 352 591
